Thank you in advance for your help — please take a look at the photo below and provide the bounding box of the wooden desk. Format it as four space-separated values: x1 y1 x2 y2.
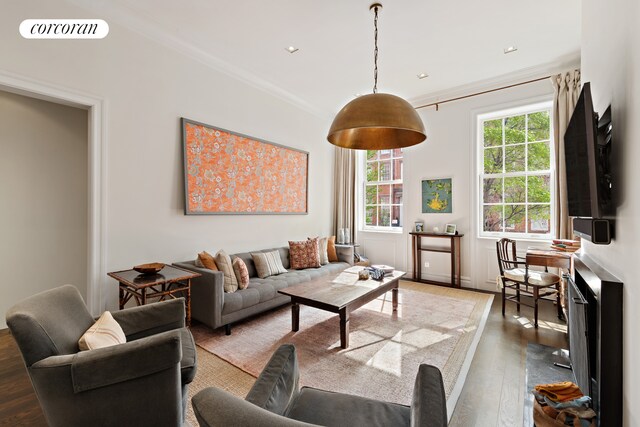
525 248 573 271
410 232 463 288
108 265 200 326
526 248 574 319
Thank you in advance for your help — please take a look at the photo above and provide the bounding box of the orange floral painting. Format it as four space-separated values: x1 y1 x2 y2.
182 118 308 214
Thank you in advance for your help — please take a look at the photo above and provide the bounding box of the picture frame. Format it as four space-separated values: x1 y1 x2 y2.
414 222 424 232
444 224 457 235
421 178 453 213
181 118 309 215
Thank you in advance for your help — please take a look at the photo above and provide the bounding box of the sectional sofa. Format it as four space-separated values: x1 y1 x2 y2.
174 246 353 334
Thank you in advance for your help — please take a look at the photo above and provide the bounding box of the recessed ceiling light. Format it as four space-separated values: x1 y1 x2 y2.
285 46 299 54
503 46 518 54
417 72 429 79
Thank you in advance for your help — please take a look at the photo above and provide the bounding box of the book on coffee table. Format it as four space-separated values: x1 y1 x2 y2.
343 265 367 274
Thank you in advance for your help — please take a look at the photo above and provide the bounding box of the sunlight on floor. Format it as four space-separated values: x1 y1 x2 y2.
365 330 403 376
512 314 568 332
362 293 402 316
401 328 452 349
341 326 455 377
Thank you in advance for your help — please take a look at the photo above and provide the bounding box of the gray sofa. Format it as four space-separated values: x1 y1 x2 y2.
192 344 448 427
174 246 353 334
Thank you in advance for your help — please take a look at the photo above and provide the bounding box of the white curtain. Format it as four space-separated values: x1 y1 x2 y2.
333 147 356 243
552 70 581 239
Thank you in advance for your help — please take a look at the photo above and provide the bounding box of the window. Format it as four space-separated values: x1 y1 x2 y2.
478 102 554 239
364 149 403 230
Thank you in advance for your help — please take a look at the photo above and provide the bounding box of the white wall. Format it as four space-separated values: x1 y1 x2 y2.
0 0 333 314
0 90 88 327
581 0 639 425
357 79 556 290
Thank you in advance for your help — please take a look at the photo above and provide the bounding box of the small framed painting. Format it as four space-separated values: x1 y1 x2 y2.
414 221 424 232
422 178 452 213
445 224 457 235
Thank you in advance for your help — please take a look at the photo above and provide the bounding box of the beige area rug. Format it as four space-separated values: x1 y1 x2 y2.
189 281 493 421
185 346 254 426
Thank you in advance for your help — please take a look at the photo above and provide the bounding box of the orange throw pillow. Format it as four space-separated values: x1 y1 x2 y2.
327 236 338 262
197 251 218 271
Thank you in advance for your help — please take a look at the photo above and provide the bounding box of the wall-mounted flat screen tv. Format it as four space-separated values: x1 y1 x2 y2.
563 82 611 218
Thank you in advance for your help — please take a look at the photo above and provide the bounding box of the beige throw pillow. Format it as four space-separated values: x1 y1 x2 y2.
78 311 126 351
318 237 329 265
252 251 288 278
215 250 238 293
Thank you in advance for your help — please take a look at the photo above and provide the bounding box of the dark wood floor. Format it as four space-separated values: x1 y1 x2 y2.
449 292 567 426
0 329 46 426
0 292 566 426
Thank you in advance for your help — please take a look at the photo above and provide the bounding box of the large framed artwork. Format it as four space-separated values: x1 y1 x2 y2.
421 178 453 213
181 118 308 215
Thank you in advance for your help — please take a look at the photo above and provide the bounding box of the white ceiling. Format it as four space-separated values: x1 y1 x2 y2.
73 0 581 117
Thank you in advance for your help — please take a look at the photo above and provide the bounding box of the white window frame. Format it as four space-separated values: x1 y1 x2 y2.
361 149 404 233
476 100 556 240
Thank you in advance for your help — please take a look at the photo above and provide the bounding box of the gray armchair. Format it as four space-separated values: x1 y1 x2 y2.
6 285 196 427
192 344 447 427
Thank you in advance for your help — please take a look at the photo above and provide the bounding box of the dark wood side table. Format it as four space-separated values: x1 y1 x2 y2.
108 265 200 326
410 232 463 288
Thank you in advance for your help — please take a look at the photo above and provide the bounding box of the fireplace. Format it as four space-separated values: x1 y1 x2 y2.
568 253 622 426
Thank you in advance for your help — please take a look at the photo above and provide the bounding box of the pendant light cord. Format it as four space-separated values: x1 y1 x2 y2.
373 5 379 94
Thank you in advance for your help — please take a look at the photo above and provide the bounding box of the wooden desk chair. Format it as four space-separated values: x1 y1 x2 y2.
496 238 562 328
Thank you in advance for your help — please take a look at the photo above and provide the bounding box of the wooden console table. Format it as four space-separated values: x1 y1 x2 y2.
410 232 463 288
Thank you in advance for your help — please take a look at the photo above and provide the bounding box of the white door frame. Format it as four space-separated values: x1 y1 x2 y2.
0 69 106 314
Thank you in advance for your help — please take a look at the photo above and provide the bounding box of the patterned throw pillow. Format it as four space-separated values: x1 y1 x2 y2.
232 257 250 290
289 238 321 269
309 236 329 265
195 251 218 271
327 235 338 262
215 250 238 293
251 251 288 279
78 311 126 351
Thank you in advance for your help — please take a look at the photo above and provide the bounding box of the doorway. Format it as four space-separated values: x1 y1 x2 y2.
0 71 105 323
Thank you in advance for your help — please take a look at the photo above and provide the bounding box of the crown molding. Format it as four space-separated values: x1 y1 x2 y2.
409 53 581 108
65 0 327 119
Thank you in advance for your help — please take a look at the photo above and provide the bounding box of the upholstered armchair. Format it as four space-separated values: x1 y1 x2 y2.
6 285 196 427
192 344 447 427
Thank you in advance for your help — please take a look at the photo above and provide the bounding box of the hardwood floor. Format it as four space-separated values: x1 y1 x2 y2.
0 291 566 426
0 329 46 426
449 291 567 426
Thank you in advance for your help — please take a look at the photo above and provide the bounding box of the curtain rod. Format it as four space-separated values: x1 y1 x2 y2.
414 75 551 111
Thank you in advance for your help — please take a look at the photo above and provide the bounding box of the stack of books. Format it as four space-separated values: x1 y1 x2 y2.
551 239 581 252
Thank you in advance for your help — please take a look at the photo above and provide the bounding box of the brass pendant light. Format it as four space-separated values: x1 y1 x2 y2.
327 3 426 150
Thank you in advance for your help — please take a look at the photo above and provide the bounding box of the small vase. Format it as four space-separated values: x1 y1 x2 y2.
338 229 345 244
344 228 350 244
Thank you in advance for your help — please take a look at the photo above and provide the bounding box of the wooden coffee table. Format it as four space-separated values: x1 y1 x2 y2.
278 269 406 349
